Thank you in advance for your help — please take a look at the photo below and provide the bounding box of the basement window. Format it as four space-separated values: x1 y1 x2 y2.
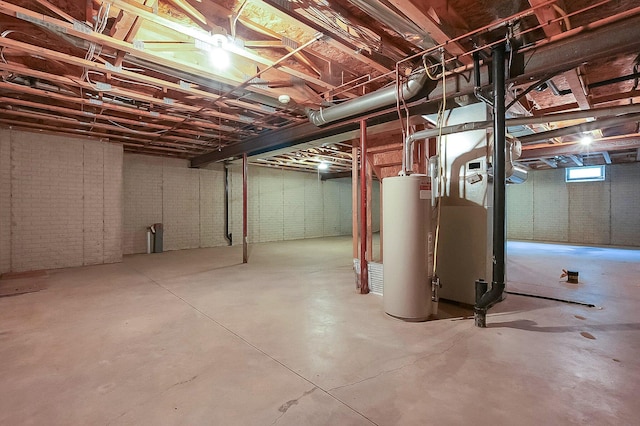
565 165 605 182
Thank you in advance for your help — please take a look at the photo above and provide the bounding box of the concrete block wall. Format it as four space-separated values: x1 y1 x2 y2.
228 165 353 244
507 163 640 247
122 155 163 254
123 154 226 254
0 132 11 273
610 163 640 246
0 129 123 274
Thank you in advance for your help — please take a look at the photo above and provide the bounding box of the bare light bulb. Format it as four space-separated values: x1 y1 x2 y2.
580 135 593 145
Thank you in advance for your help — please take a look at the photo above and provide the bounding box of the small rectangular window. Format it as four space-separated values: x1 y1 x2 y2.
565 165 605 182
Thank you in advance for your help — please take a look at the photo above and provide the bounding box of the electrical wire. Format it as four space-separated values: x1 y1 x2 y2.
432 49 447 278
82 2 110 82
107 119 168 134
632 54 640 91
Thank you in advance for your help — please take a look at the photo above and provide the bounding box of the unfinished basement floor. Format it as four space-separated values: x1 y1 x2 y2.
1 237 639 425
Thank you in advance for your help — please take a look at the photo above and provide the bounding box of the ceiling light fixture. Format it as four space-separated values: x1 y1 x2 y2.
580 135 593 145
318 162 329 170
202 34 230 70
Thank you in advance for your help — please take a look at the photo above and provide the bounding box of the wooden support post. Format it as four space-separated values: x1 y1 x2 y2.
359 120 369 294
242 152 248 264
379 181 383 263
352 142 358 260
365 155 373 263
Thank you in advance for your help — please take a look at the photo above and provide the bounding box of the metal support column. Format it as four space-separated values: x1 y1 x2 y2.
359 120 369 294
242 152 248 264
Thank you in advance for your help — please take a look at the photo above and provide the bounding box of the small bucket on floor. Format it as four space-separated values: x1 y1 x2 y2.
567 271 579 284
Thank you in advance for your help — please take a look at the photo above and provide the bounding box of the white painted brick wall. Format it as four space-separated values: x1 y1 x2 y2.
337 178 353 236
0 129 122 273
103 144 123 263
507 163 640 247
123 154 163 254
568 180 611 245
162 160 200 251
533 168 569 242
248 166 261 243
229 165 243 246
83 141 104 265
283 168 305 240
199 166 226 248
227 165 353 244
0 131 11 274
11 132 83 271
322 180 341 236
506 178 534 240
610 163 640 246
259 167 284 242
304 173 324 238
123 154 228 254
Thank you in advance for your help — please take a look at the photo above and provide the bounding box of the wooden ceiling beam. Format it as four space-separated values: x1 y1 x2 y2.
0 1 291 112
0 120 192 158
0 38 282 128
235 18 323 77
0 107 213 149
591 90 640 105
520 134 640 158
0 80 246 135
0 96 233 142
0 116 203 155
33 0 75 23
386 0 471 65
0 0 327 106
108 0 336 91
528 0 591 110
261 0 393 73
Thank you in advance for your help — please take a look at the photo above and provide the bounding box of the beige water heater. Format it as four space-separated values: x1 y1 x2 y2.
382 175 435 321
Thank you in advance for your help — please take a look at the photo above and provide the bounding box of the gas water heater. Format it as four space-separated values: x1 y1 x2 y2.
382 175 436 321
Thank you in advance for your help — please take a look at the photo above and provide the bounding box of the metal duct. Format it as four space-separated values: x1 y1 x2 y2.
506 164 528 184
306 71 432 126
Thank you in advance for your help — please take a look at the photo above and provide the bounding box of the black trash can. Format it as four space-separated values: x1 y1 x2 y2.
151 223 163 253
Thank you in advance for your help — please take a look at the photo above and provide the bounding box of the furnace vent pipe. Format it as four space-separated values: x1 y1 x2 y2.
306 71 430 127
403 121 492 174
475 42 507 328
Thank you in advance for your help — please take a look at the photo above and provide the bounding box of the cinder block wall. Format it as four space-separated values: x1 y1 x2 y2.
122 154 226 254
228 165 354 245
0 129 123 274
507 163 640 247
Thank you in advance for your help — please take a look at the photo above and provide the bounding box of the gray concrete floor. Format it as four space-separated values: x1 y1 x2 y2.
1 237 639 425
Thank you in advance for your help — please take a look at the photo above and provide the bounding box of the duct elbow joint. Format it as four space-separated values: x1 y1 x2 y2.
473 281 505 327
305 107 324 127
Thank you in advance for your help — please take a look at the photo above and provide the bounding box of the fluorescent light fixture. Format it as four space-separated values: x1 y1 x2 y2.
318 162 329 170
580 135 593 145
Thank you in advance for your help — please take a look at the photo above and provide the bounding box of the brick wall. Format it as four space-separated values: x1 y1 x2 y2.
0 131 11 273
507 163 640 247
228 165 354 244
122 154 226 254
0 129 123 274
